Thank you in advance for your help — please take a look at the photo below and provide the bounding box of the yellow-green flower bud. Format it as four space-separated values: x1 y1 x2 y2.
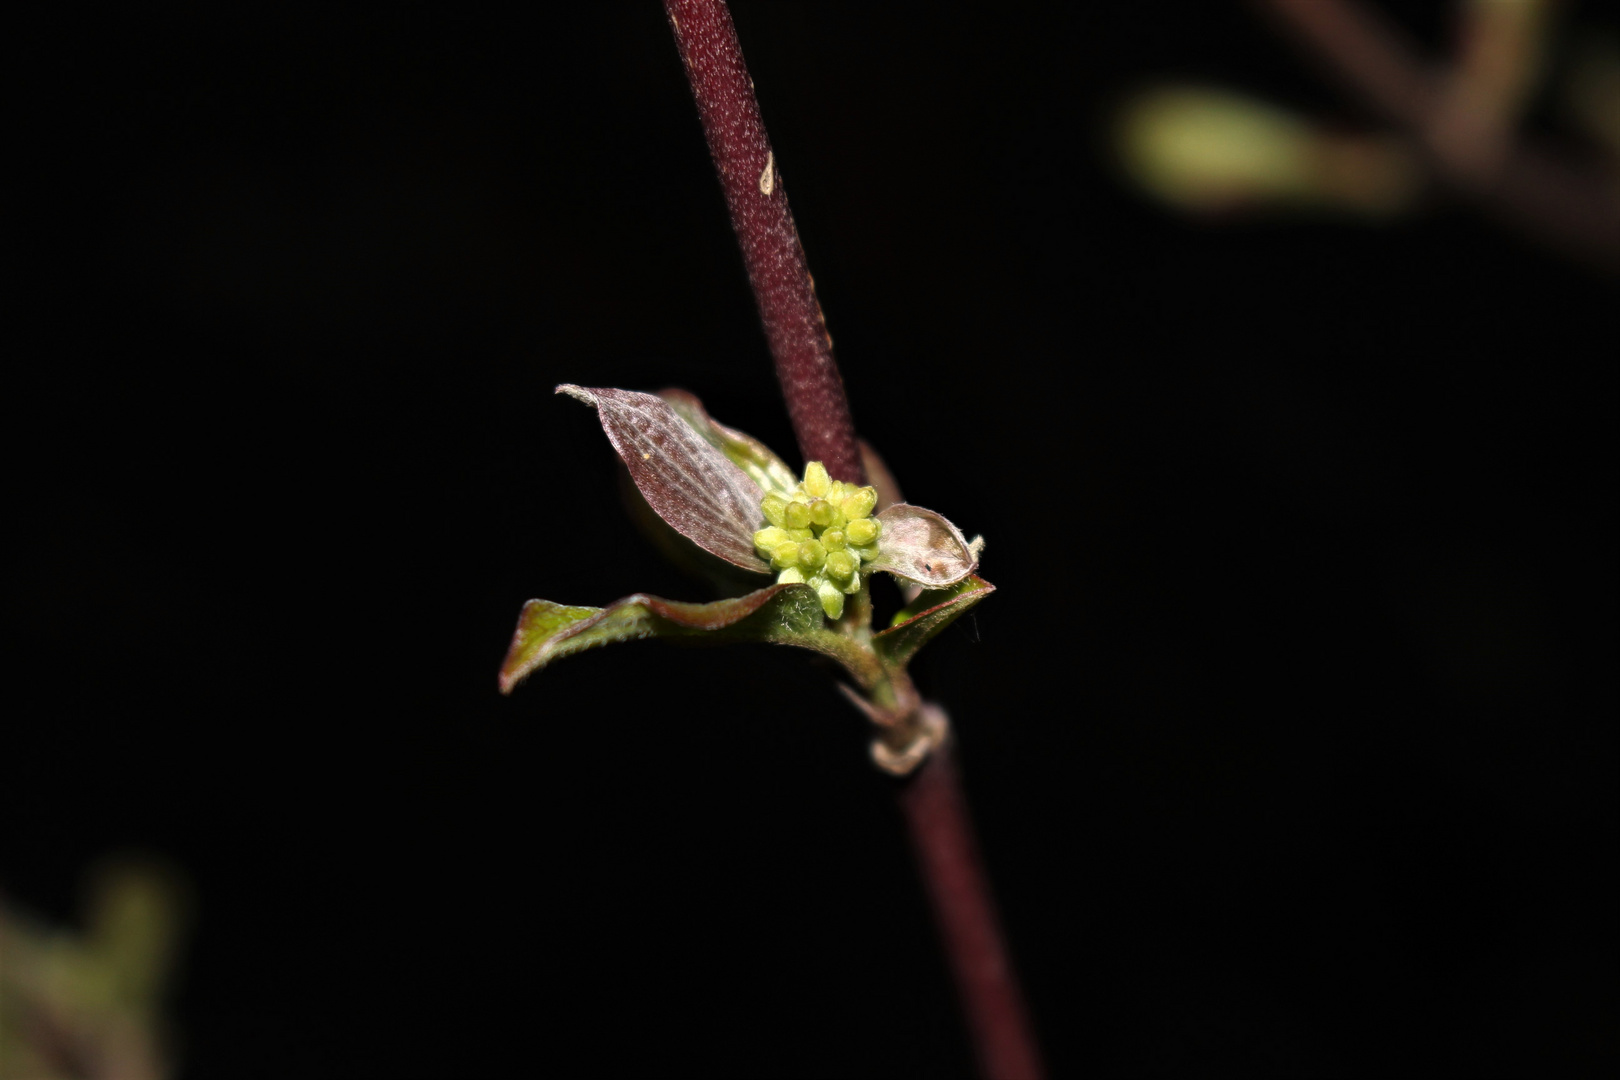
761 493 788 528
785 527 813 542
852 543 881 563
842 485 878 520
825 549 857 580
783 500 812 529
829 480 849 502
798 539 827 570
776 566 805 585
809 498 836 527
772 542 801 569
845 517 880 547
803 461 832 499
822 527 846 551
753 526 790 553
816 579 845 620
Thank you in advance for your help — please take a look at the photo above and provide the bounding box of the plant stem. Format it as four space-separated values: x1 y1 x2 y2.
663 0 865 484
662 3 1044 1077
902 743 1044 1080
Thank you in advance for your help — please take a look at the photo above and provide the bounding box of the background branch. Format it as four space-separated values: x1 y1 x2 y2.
1255 0 1620 271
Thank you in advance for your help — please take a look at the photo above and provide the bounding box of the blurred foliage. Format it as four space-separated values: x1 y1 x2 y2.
1113 0 1620 239
1565 33 1620 162
1116 85 1420 216
0 858 187 1080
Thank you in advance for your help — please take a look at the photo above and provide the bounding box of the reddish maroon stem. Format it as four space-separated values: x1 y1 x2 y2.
663 0 865 484
901 743 1045 1080
663 3 1044 1077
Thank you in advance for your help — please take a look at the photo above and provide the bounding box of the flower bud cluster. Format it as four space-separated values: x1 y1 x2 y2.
753 461 883 620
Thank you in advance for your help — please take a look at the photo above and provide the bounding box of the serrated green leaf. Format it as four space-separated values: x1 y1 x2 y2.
499 584 876 694
872 574 995 670
659 387 800 498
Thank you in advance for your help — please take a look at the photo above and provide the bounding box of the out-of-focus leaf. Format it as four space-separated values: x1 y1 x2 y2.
0 856 184 1080
659 388 799 498
558 385 769 573
873 575 995 669
865 503 978 587
1115 85 1418 216
499 584 871 694
1565 36 1620 156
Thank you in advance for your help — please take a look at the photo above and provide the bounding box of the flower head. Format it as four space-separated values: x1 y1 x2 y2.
498 384 993 775
557 384 981 603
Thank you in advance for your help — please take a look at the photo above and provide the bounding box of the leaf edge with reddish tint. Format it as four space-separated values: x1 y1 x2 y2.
557 385 771 574
871 574 995 670
499 584 878 694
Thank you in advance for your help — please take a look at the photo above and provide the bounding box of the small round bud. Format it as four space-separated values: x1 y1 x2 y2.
809 498 836 527
772 542 801 569
822 528 846 551
825 550 857 580
829 480 849 502
852 543 882 563
783 500 812 529
846 517 880 547
817 579 845 620
798 539 827 570
842 486 878 520
776 567 805 585
785 527 814 542
803 461 832 499
761 494 788 528
753 526 790 553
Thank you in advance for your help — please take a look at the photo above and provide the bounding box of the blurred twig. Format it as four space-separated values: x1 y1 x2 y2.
0 859 185 1080
1254 0 1620 270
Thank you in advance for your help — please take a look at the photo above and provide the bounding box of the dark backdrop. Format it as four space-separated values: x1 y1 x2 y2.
8 3 1616 1076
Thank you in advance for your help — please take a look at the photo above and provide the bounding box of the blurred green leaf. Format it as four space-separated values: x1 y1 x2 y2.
1115 84 1418 216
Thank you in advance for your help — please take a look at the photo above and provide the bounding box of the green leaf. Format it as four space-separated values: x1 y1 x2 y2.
872 574 995 670
499 584 875 694
658 388 800 498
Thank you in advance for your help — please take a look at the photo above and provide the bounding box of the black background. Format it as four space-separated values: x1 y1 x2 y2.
8 2 1616 1076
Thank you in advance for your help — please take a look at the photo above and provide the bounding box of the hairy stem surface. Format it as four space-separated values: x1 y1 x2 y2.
663 3 1044 1076
902 743 1044 1080
664 0 865 483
